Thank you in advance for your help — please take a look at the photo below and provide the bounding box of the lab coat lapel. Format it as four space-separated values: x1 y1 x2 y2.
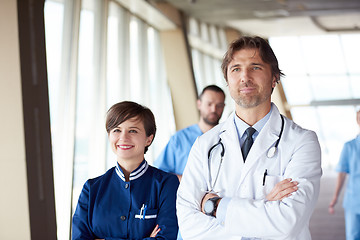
219 113 245 194
238 105 283 186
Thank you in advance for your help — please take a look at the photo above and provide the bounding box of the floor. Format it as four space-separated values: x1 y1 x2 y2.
309 171 346 240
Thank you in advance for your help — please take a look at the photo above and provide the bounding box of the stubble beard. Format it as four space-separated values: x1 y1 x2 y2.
202 113 221 127
232 87 272 109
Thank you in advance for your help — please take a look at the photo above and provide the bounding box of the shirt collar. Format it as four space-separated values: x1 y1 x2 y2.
115 159 149 182
234 104 273 139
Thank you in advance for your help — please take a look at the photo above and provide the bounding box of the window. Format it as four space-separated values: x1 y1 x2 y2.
187 17 234 121
269 34 360 170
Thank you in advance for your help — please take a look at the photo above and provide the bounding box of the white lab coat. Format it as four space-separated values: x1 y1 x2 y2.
177 104 322 240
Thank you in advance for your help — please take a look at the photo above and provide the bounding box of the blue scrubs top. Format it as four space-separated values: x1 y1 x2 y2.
154 124 202 175
72 160 179 239
336 135 360 213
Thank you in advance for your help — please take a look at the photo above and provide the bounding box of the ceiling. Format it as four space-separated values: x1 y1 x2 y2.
149 0 360 37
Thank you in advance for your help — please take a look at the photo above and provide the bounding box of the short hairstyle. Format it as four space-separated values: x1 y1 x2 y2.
198 85 225 100
221 36 284 82
106 101 156 153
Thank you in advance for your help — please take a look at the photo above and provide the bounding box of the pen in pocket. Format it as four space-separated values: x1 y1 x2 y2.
262 169 267 186
139 204 147 220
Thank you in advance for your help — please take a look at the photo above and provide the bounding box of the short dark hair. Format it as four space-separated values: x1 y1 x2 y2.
106 101 156 154
198 85 225 100
221 36 284 82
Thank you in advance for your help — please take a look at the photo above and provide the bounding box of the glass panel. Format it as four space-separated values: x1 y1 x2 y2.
203 54 214 86
106 2 124 169
281 75 313 105
217 28 227 51
209 24 219 48
147 27 176 163
213 58 224 87
44 1 64 120
200 22 209 42
129 17 142 102
350 75 360 98
44 1 65 239
316 106 358 169
72 5 95 210
192 49 205 95
290 106 358 169
188 17 199 37
106 7 121 105
309 75 352 101
270 36 306 75
300 35 347 75
270 34 360 171
290 107 321 135
341 34 360 74
106 2 130 109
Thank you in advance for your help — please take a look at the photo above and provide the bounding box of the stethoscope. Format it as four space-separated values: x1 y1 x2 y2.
206 114 285 192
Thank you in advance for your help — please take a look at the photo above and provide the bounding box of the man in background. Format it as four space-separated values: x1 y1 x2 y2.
329 110 360 240
154 85 225 181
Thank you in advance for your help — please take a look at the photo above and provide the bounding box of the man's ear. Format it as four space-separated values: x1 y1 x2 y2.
272 75 279 88
197 99 202 110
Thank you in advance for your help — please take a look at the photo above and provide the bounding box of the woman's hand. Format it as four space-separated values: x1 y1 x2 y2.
266 178 298 201
149 224 161 237
95 225 161 239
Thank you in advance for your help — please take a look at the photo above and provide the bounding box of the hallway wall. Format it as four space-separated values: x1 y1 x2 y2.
0 0 31 239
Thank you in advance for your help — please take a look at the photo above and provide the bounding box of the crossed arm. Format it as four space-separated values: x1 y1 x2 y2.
94 225 161 240
201 178 299 216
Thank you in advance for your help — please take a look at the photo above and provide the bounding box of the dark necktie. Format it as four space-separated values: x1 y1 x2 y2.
241 127 256 161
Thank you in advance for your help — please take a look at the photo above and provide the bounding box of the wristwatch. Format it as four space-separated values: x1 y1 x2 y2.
204 197 221 217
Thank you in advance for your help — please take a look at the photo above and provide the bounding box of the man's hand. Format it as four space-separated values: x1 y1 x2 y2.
201 192 220 215
328 197 337 214
266 178 298 201
176 174 182 182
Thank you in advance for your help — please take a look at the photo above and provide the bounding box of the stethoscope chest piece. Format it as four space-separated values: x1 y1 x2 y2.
267 146 277 158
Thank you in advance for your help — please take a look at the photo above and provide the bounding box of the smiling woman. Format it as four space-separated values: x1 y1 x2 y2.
106 101 156 178
72 101 179 239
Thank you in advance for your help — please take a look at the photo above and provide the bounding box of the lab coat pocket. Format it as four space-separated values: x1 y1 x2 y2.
252 173 281 199
263 175 283 197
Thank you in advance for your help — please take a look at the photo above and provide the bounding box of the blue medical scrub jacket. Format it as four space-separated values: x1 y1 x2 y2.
72 160 179 240
154 124 202 175
336 135 360 212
